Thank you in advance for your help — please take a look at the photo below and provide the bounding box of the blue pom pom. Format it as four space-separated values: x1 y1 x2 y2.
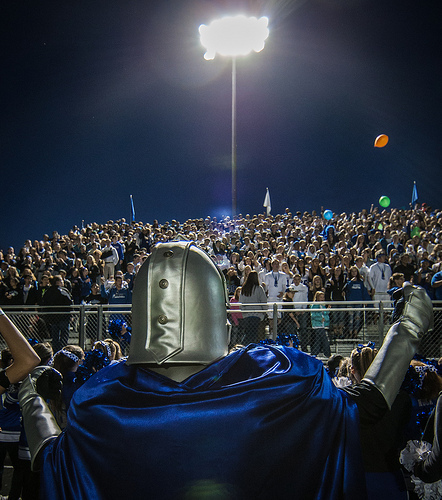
74 350 111 386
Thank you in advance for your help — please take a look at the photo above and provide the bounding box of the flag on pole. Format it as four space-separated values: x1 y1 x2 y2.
130 195 136 222
263 188 271 216
411 181 418 206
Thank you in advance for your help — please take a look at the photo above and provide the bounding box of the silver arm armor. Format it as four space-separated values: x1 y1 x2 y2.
18 366 62 470
363 284 434 408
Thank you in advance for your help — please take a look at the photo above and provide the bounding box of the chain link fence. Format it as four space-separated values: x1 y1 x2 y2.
0 305 132 352
2 302 441 361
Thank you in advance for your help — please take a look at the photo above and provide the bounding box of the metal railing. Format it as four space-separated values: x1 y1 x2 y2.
2 301 441 360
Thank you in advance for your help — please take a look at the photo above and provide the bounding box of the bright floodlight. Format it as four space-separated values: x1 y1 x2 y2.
199 15 269 60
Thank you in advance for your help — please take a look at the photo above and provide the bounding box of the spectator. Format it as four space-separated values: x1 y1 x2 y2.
368 250 392 303
386 232 405 256
111 235 124 271
54 250 73 275
431 269 442 301
403 364 442 486
69 268 83 305
308 274 324 302
20 273 38 306
36 274 51 305
100 239 119 280
58 269 72 294
85 255 101 284
123 234 139 268
228 287 243 345
308 257 326 285
123 262 136 290
290 274 309 351
51 345 85 428
79 268 92 301
343 266 371 338
263 259 286 304
239 271 267 345
294 258 309 285
280 286 300 336
42 275 73 352
309 291 331 358
325 267 346 339
2 278 23 306
413 258 434 298
240 264 251 286
350 344 411 499
280 261 294 289
393 253 416 281
100 276 132 321
225 267 240 297
354 256 371 292
0 348 21 499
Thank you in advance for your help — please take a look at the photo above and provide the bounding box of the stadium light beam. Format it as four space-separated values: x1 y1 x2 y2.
199 15 269 217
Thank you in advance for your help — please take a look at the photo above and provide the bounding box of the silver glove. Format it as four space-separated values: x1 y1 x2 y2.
363 283 434 408
18 366 62 470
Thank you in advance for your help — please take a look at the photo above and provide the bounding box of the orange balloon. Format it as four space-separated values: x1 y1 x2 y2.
374 134 389 148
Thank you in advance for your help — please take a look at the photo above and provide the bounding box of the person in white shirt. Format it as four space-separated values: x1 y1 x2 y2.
290 274 309 351
101 239 119 280
368 250 392 303
263 260 286 320
355 256 371 293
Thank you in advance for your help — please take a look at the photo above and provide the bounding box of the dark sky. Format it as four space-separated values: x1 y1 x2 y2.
1 0 441 251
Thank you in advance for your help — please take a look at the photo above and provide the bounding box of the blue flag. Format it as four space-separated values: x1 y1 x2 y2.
130 195 135 222
412 182 418 205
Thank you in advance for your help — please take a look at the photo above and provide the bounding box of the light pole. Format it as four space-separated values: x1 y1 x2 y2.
199 15 269 217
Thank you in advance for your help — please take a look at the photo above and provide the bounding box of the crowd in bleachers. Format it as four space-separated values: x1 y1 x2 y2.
0 205 442 499
1 204 441 309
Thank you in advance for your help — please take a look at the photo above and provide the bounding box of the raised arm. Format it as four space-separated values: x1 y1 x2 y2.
363 284 433 408
0 308 41 392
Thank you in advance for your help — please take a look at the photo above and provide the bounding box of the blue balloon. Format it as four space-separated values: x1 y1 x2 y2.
324 210 333 221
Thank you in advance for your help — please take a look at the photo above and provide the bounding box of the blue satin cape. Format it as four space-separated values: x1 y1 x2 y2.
40 345 366 499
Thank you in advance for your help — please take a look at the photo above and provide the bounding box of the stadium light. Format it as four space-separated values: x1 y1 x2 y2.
199 15 269 217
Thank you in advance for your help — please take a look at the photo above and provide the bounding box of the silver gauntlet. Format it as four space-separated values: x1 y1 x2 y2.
363 284 434 408
18 366 62 470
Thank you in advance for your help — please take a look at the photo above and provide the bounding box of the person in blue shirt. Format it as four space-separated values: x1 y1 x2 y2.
111 235 124 272
344 266 371 338
431 270 442 301
100 275 132 328
100 276 132 305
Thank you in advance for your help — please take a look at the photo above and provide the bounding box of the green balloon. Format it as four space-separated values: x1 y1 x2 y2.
379 195 390 208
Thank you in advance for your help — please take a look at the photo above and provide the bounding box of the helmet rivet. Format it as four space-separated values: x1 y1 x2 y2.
158 314 168 325
159 279 169 289
163 250 174 258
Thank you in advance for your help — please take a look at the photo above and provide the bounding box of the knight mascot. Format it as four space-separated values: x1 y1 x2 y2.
18 242 433 499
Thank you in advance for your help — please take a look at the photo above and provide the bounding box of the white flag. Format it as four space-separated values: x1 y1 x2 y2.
263 188 271 215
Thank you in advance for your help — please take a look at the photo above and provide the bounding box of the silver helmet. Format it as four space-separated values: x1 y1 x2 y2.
127 241 229 366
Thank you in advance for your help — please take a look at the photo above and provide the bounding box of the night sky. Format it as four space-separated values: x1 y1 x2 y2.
1 0 441 251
